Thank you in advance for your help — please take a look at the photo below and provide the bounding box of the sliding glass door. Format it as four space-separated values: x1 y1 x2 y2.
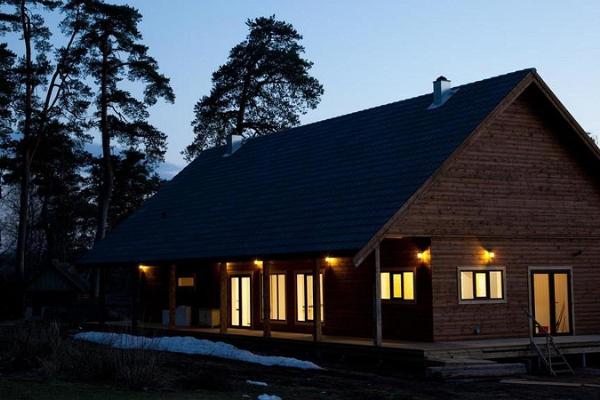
231 276 251 328
531 270 572 335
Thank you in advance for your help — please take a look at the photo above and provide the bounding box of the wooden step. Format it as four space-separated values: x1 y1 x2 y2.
426 362 527 380
553 367 574 375
550 361 568 366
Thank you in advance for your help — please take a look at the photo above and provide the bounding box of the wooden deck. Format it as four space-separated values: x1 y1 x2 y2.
89 321 600 365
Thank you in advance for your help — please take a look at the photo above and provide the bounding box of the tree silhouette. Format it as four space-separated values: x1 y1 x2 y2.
68 0 174 241
0 43 15 141
0 0 90 283
185 15 323 160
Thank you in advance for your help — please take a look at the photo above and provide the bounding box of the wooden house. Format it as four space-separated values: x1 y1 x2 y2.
80 69 600 344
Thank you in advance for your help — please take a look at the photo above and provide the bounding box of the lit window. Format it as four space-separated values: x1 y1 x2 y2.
380 271 415 302
490 271 503 299
269 274 286 321
393 274 403 299
177 277 194 287
403 272 415 300
296 273 324 322
381 272 391 300
459 268 505 302
461 271 474 300
475 273 487 298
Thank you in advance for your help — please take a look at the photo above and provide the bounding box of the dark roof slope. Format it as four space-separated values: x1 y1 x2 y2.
28 262 89 292
81 69 534 264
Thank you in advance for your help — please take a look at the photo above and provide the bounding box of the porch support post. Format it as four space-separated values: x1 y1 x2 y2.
219 262 228 334
313 258 322 342
168 264 176 329
373 244 382 347
131 264 140 333
262 261 271 338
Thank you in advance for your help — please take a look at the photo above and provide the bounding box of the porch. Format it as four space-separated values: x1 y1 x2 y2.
99 237 433 345
89 320 600 364
96 235 593 349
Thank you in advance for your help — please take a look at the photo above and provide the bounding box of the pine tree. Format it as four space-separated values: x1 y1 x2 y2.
68 0 174 242
0 43 15 139
86 149 162 231
33 120 92 262
0 0 90 283
185 16 323 160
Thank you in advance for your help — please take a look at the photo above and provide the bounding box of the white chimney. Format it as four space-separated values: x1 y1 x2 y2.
429 76 456 109
224 134 244 156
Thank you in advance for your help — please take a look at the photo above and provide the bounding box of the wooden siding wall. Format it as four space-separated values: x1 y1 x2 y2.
139 266 166 322
380 238 433 341
387 87 600 340
431 237 600 340
225 258 375 337
324 256 374 338
136 241 431 340
139 263 220 324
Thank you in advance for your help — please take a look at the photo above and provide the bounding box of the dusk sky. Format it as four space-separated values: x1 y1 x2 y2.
8 0 600 175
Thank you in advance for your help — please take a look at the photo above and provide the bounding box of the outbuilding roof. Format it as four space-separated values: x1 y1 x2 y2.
81 68 534 265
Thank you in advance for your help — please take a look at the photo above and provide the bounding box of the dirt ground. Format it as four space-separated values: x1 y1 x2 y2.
0 322 599 400
161 351 600 399
4 349 600 400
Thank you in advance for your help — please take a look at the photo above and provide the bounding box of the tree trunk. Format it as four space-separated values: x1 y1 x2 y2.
234 70 253 136
95 39 113 243
15 160 31 282
15 1 33 287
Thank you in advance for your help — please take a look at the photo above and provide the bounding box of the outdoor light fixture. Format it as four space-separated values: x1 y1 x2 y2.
325 256 338 266
254 259 263 268
417 249 431 265
138 264 150 272
483 250 495 263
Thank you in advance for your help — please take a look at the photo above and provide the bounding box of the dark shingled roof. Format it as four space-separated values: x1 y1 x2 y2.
81 69 534 265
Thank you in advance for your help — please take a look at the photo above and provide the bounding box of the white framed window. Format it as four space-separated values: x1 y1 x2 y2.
269 273 286 321
458 266 506 304
380 271 415 301
296 273 324 322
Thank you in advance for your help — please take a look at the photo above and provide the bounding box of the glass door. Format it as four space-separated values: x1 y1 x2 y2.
230 276 251 328
531 270 572 335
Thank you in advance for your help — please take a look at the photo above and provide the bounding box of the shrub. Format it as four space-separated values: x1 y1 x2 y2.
111 346 166 389
0 321 60 372
0 322 168 389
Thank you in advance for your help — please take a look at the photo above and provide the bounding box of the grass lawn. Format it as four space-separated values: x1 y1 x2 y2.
0 379 236 400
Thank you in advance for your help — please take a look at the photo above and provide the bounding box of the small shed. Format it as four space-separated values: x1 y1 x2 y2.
26 262 90 321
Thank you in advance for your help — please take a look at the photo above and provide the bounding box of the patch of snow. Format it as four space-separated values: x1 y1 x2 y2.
73 331 321 370
246 379 268 386
257 395 281 400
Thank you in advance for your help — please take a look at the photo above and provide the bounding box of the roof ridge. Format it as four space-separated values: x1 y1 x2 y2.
454 67 536 90
242 68 536 146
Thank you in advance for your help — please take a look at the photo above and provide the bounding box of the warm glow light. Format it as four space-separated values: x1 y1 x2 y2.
138 264 151 272
483 250 495 263
417 249 431 265
254 259 263 268
325 256 338 266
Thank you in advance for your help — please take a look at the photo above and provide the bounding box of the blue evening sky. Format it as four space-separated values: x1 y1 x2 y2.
6 1 600 175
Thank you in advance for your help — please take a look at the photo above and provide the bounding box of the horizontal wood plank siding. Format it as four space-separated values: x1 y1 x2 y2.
431 237 600 340
386 87 600 340
204 258 376 337
380 238 433 341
